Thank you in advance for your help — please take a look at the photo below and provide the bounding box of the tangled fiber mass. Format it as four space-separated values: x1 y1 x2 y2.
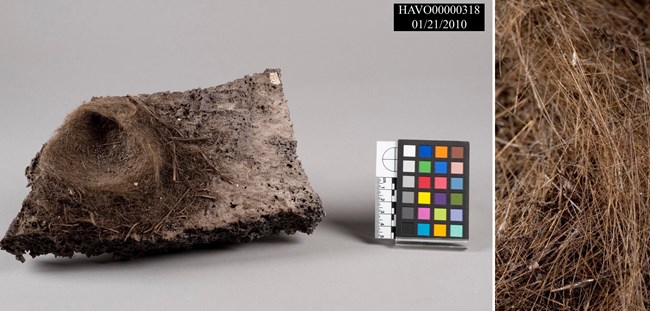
496 0 650 309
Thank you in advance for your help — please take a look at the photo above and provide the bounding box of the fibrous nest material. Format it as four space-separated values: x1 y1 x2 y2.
496 0 650 309
1 69 324 262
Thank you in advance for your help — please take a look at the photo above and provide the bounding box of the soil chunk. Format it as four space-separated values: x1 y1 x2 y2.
1 69 324 262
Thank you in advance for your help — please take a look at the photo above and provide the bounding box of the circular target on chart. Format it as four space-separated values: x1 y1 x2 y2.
382 147 397 172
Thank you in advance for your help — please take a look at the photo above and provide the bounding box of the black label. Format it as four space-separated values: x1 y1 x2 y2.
394 3 485 31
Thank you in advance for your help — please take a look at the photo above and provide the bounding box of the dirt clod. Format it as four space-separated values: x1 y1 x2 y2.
1 69 324 262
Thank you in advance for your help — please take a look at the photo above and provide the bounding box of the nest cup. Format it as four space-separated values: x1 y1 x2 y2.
39 98 165 195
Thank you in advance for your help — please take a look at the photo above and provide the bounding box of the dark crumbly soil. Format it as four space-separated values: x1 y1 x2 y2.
1 69 324 262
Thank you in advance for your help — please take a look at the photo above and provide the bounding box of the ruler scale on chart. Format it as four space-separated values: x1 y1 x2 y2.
375 139 470 248
375 141 398 239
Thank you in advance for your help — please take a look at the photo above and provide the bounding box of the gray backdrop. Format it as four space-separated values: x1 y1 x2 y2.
0 1 493 309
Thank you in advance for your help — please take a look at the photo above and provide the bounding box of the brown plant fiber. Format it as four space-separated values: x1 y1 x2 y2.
1 69 324 262
496 0 650 309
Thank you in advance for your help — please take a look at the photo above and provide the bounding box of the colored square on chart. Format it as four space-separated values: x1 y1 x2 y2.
419 161 431 173
401 222 414 235
450 177 463 190
434 208 447 221
434 161 448 174
403 160 415 172
433 224 446 237
435 146 448 158
450 209 463 221
417 223 430 236
402 207 414 220
434 193 447 205
449 224 463 237
451 162 463 174
419 145 432 158
450 193 463 205
418 192 431 205
417 208 430 220
418 176 431 189
434 177 447 189
402 191 414 204
451 146 464 158
402 175 415 188
403 145 416 157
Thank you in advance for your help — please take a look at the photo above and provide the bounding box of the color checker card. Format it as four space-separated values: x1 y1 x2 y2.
375 140 469 248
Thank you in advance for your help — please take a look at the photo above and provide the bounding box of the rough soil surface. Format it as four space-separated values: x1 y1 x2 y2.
1 69 324 262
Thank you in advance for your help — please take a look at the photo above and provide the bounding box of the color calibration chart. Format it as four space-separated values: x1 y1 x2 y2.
375 140 469 248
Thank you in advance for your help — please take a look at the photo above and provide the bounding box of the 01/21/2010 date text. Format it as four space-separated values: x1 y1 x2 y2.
411 19 468 30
